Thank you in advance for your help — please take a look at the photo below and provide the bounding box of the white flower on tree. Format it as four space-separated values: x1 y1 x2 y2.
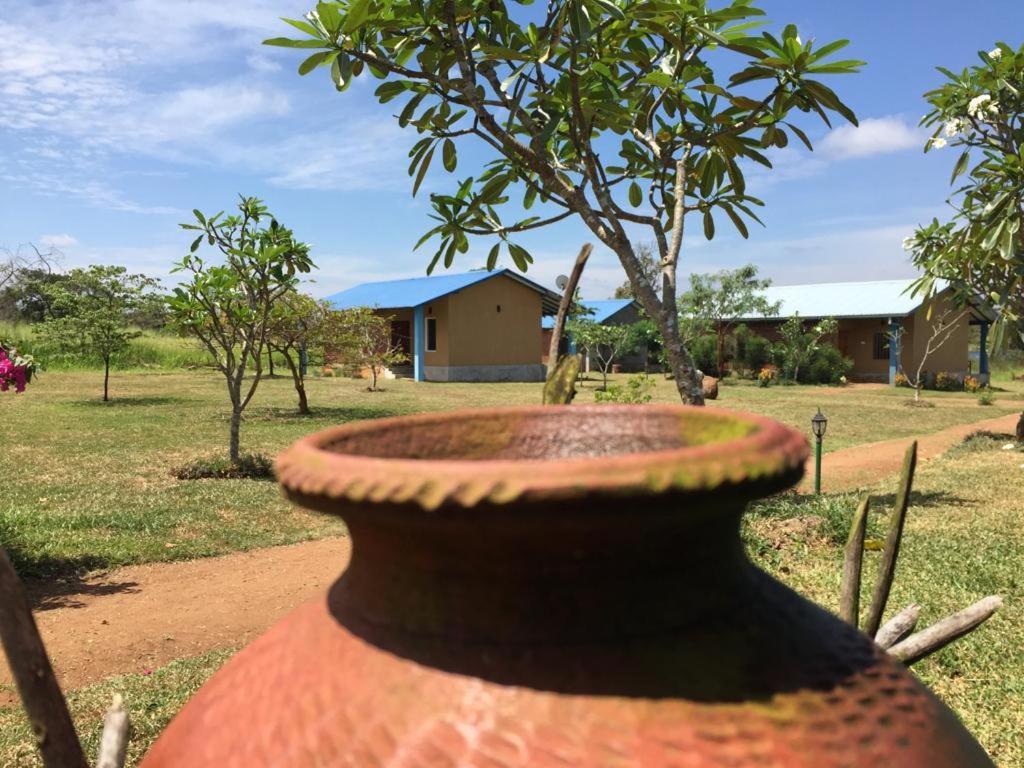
943 119 962 137
902 236 916 251
990 47 1003 60
930 137 947 149
967 94 992 117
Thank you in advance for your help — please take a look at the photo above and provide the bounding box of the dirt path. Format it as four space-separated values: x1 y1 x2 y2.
799 411 1020 492
2 412 1018 695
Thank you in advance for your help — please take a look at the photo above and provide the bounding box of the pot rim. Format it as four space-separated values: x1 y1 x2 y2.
275 404 808 511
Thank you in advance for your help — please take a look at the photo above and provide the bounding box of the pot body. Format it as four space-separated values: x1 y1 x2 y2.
142 406 993 767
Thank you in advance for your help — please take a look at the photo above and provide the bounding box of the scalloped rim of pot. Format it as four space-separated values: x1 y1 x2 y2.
275 404 809 512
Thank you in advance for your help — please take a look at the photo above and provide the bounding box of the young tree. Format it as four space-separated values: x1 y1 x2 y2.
775 314 838 383
38 266 158 401
0 244 62 322
681 264 780 376
266 293 335 414
332 307 406 391
896 307 971 402
170 197 313 462
906 41 1024 438
613 243 659 300
566 319 634 390
268 2 861 405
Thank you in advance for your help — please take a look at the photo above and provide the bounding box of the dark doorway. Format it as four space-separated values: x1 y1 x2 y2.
391 320 411 360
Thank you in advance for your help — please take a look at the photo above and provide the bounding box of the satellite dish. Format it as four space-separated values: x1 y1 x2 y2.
555 274 569 291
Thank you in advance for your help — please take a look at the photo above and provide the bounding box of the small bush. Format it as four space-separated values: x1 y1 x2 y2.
934 371 964 391
964 375 982 393
757 366 776 387
689 334 719 377
801 344 853 385
977 389 996 406
173 453 275 480
594 373 655 404
734 326 772 375
894 372 910 388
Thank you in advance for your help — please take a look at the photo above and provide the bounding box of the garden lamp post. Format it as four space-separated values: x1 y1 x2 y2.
811 408 828 494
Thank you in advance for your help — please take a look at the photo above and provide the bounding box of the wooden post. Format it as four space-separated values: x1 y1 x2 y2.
0 548 87 768
839 495 870 627
888 596 1002 665
96 694 130 768
864 441 917 637
874 603 920 649
546 244 592 377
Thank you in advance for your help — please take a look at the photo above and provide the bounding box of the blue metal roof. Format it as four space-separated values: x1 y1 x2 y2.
542 299 638 329
325 269 560 312
735 278 948 321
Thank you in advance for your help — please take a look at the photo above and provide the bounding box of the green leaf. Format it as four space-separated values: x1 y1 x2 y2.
263 37 327 49
590 0 625 21
508 243 533 270
950 150 970 184
193 209 206 225
486 242 501 270
442 139 457 172
190 236 203 253
703 210 715 240
412 145 435 196
722 205 749 238
342 0 371 34
298 50 334 75
628 181 642 207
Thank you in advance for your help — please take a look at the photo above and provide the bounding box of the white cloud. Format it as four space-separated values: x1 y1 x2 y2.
39 234 79 248
818 116 925 160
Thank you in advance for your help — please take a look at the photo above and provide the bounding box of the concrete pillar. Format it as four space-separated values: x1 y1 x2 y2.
888 318 900 386
413 305 425 382
979 322 990 377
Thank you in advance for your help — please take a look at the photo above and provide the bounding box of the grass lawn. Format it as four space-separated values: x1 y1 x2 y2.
1 434 1020 765
1 368 1020 579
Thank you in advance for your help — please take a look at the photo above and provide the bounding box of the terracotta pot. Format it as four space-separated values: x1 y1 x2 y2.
143 405 992 767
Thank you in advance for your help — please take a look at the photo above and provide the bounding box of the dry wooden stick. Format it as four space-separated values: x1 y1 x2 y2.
863 441 917 637
545 243 592 377
875 603 921 649
0 547 87 768
839 495 870 627
889 596 1003 665
95 694 130 768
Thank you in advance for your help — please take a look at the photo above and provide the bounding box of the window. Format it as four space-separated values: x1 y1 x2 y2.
872 332 889 360
426 317 437 352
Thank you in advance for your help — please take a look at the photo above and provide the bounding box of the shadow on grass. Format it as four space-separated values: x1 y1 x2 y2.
254 405 407 423
67 396 188 408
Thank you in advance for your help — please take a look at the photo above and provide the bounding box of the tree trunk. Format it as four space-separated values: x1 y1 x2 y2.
103 356 110 402
914 385 921 403
229 407 242 464
1016 411 1024 442
267 348 275 378
371 366 378 392
282 350 310 415
601 366 608 391
716 326 725 378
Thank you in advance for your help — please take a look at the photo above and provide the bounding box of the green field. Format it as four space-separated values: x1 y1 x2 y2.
2 369 1020 578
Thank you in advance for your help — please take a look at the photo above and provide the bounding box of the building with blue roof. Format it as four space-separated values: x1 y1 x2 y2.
734 278 992 385
325 269 561 382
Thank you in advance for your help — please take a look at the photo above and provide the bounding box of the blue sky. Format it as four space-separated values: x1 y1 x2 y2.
2 0 1022 300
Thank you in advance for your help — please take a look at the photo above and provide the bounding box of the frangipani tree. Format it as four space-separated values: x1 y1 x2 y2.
905 41 1024 437
267 0 862 404
170 197 314 462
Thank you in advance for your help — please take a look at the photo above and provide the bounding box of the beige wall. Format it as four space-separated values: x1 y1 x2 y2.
907 292 970 376
447 275 542 366
421 297 451 368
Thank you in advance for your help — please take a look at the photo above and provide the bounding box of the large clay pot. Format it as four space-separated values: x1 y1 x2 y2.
143 405 992 767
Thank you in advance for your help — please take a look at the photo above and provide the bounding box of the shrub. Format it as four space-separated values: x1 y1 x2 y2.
173 453 275 480
964 375 982 393
757 366 776 387
978 389 996 406
733 325 772 375
688 334 719 377
894 372 910 388
934 371 964 391
594 373 655 404
801 344 853 385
